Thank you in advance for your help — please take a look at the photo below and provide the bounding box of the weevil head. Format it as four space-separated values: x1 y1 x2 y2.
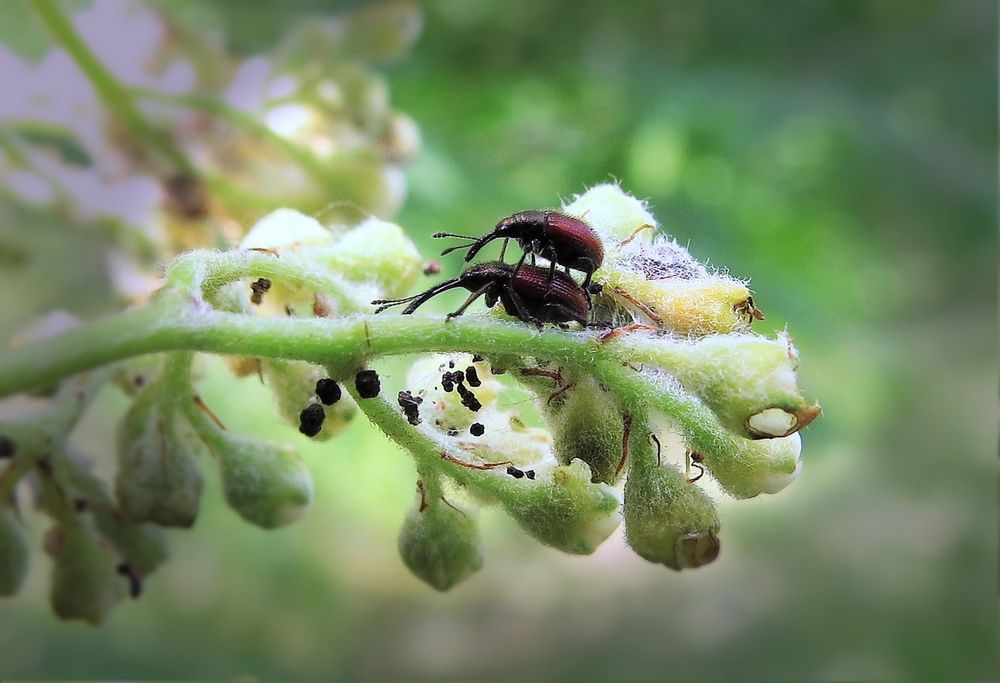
459 261 514 290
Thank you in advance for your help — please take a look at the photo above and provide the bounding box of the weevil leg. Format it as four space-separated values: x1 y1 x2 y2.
503 287 544 329
579 260 596 290
510 248 529 280
446 283 495 320
499 237 510 262
541 301 589 327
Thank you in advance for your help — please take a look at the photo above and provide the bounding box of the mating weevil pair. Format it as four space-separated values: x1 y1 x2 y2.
373 211 603 328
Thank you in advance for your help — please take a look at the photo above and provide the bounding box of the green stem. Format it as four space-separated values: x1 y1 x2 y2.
176 249 367 313
0 298 748 469
31 0 193 172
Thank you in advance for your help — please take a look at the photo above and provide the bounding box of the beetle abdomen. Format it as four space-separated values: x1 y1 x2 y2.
510 265 590 324
542 212 605 270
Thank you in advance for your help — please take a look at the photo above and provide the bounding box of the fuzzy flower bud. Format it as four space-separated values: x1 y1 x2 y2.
115 390 203 527
239 211 422 312
92 511 169 578
241 208 335 252
214 434 313 529
501 460 621 555
398 492 483 591
562 182 657 245
542 375 625 485
320 218 422 299
262 360 357 439
706 432 803 499
621 331 820 439
624 461 720 571
0 507 29 596
564 183 758 335
45 518 125 625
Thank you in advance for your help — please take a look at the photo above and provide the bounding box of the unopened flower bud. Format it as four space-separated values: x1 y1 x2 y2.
562 182 657 245
562 184 758 335
622 331 819 438
240 208 334 252
322 218 422 299
706 433 803 499
215 434 313 529
45 519 125 624
501 460 620 555
602 270 755 335
115 391 203 527
92 510 169 577
0 508 28 596
542 376 625 484
262 360 357 439
398 494 483 591
624 462 720 571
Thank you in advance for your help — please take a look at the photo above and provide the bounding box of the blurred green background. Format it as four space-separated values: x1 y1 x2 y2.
0 0 996 680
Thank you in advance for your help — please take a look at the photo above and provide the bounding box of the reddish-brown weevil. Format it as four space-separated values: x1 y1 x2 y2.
434 210 605 289
372 261 590 328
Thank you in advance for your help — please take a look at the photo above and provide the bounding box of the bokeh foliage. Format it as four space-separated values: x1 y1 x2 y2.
0 0 995 680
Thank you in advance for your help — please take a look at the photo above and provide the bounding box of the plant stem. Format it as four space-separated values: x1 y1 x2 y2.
0 296 748 465
31 0 193 172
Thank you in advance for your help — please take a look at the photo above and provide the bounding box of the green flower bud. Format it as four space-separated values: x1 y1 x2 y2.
92 510 168 578
215 434 313 529
262 360 357 439
600 268 756 335
398 494 483 591
621 331 820 438
501 460 621 555
562 184 758 335
542 376 625 485
240 208 334 252
704 433 802 499
624 462 720 571
0 507 29 596
321 218 422 299
45 518 125 624
562 182 657 245
115 390 203 527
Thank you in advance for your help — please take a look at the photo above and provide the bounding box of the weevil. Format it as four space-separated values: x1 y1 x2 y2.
372 261 590 328
434 210 605 289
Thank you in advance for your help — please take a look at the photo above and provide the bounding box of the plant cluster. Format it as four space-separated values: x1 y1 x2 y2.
0 1 818 624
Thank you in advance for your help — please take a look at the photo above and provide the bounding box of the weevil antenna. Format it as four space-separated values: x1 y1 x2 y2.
434 232 485 257
433 232 479 240
399 278 471 314
372 281 457 313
